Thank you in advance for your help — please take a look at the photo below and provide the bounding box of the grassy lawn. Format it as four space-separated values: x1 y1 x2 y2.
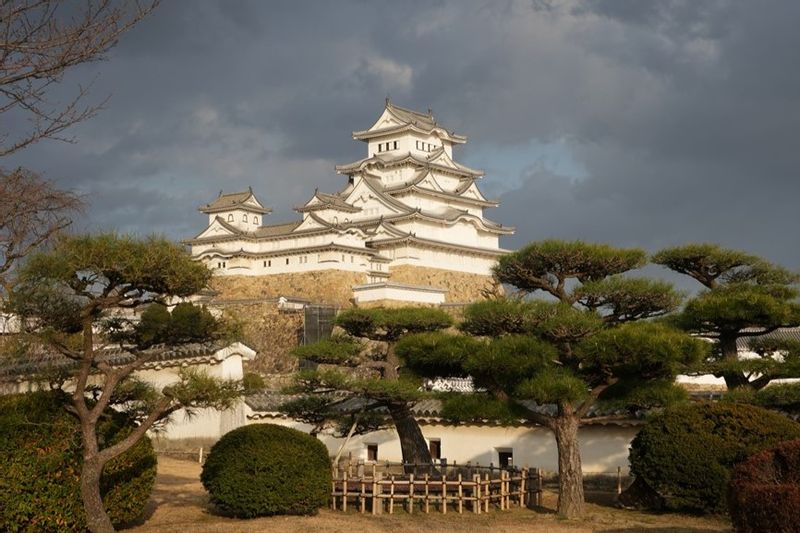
126 457 732 533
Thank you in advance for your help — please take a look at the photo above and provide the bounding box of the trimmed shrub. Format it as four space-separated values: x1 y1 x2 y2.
628 402 800 513
729 439 800 533
0 390 157 531
201 423 331 517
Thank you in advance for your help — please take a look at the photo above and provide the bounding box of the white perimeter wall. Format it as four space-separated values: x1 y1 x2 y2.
248 416 638 474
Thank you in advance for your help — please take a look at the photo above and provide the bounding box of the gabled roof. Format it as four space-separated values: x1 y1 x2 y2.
336 151 484 179
295 191 361 214
352 100 467 144
199 188 271 215
384 171 499 207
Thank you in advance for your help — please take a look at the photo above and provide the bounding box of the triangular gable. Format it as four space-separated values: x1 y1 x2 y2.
458 181 490 202
344 177 410 215
418 170 444 192
427 149 459 170
367 108 404 132
194 217 238 240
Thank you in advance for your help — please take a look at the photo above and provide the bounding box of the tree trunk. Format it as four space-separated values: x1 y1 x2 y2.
81 455 114 533
553 406 584 519
719 334 749 389
388 402 433 473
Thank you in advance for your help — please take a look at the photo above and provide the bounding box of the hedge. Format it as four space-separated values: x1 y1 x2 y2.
729 439 800 532
628 402 800 513
201 423 331 517
0 391 157 531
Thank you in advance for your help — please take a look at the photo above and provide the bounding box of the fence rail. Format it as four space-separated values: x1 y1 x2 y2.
331 460 542 514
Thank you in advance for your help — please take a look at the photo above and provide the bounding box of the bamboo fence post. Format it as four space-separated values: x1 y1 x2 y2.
617 466 623 495
457 473 463 514
424 473 430 513
389 475 395 515
360 476 366 514
537 468 543 507
441 473 447 514
409 473 415 514
475 473 481 514
520 468 527 508
332 472 337 511
372 471 380 515
473 474 480 514
342 470 348 512
484 473 490 513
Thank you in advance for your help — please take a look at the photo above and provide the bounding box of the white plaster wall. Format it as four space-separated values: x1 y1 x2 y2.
246 416 637 474
385 244 499 275
353 284 446 304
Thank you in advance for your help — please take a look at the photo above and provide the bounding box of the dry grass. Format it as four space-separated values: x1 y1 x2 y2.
125 457 732 533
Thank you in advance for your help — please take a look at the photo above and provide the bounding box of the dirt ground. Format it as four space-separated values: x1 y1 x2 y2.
126 457 732 533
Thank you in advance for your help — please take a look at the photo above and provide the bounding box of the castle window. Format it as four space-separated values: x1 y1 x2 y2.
242 214 248 223
393 141 398 150
350 255 354 263
263 261 266 267
341 254 345 262
268 260 272 267
286 258 289 265
253 217 259 225
227 214 234 222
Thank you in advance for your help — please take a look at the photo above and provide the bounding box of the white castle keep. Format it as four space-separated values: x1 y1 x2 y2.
187 101 514 305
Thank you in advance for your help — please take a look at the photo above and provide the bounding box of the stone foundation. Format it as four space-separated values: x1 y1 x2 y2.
208 301 304 374
210 271 367 307
387 265 501 304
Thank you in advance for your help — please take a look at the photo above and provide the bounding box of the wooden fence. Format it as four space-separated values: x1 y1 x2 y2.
331 460 542 514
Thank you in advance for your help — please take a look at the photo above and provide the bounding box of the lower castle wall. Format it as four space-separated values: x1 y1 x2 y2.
209 271 367 307
387 265 501 304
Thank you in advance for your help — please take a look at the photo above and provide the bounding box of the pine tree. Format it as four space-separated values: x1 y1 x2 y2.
398 240 706 518
283 307 452 468
653 244 800 390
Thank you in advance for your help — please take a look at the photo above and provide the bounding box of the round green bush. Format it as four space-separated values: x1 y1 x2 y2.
201 423 331 517
628 402 800 513
0 390 157 531
729 439 800 533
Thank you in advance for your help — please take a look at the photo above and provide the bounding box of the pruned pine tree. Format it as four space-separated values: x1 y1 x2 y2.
653 244 800 390
283 307 452 468
398 240 706 519
8 234 242 533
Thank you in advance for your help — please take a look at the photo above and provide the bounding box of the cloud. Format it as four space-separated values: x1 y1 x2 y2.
3 0 799 273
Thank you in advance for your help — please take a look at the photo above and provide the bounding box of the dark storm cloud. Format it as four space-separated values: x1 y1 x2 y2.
4 0 799 271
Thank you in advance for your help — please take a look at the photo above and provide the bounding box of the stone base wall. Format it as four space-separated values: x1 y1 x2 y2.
209 301 304 374
388 265 501 304
210 271 367 307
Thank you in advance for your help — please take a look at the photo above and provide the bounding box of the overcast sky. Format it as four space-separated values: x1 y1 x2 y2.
5 0 800 277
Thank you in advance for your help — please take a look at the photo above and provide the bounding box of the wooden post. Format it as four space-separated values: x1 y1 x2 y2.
484 473 490 513
442 473 447 514
409 473 414 514
389 475 395 515
520 468 527 508
617 466 623 495
332 473 337 511
424 473 430 513
537 468 543 507
198 447 203 464
372 471 380 515
342 470 348 512
360 477 366 514
473 474 480 514
457 473 463 514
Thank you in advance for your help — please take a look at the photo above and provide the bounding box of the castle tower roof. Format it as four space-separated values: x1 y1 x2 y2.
199 188 271 215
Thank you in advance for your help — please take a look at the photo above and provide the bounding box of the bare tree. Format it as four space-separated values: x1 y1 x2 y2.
1 0 158 156
0 167 83 296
